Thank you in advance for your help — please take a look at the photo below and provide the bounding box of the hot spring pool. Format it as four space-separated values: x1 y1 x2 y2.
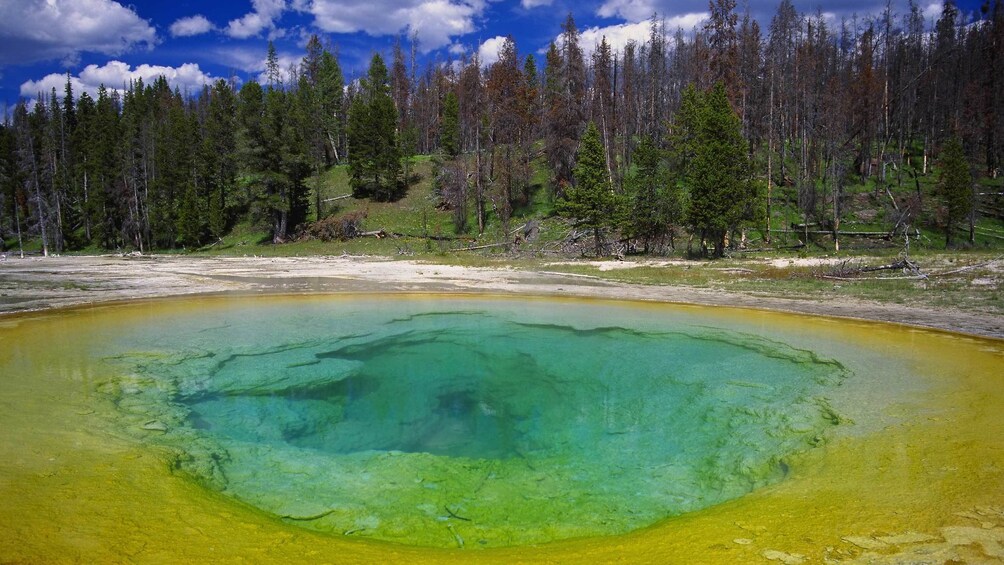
1 294 1001 562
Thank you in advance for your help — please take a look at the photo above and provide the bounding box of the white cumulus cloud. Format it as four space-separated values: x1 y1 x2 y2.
597 0 662 22
210 46 304 84
226 0 288 39
302 0 485 51
170 15 215 37
521 0 553 8
594 0 937 28
477 35 508 67
0 0 157 66
922 2 944 22
20 61 220 100
556 13 707 60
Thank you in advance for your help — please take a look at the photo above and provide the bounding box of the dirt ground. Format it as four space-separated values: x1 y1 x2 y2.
1 254 1000 339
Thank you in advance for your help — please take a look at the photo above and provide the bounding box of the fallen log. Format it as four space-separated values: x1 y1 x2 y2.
769 229 891 238
929 255 1003 277
458 241 510 251
858 258 922 274
389 231 476 241
321 194 352 203
822 257 926 280
823 274 928 281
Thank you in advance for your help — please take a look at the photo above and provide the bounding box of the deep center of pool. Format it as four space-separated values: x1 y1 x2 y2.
106 302 848 548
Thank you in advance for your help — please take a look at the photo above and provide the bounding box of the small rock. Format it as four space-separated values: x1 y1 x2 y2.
876 532 938 545
141 420 168 432
941 526 1004 558
762 549 805 564
842 535 889 550
733 538 754 545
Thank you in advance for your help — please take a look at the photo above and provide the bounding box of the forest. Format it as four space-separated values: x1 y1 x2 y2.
0 0 1001 258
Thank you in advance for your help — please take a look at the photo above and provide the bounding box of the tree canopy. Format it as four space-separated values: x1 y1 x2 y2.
679 83 763 257
348 53 402 202
938 136 973 246
559 122 623 256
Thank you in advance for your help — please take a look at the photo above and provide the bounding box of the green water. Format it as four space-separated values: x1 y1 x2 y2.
101 297 848 548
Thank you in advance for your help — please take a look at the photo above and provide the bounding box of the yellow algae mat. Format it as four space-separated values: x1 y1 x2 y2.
0 294 1001 563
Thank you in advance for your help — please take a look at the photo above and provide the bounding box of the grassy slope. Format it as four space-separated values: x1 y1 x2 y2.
200 155 569 257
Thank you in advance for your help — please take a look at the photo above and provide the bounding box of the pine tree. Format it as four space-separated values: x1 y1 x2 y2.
317 48 345 164
559 122 622 256
938 136 973 246
391 38 411 131
73 91 96 243
302 35 324 86
258 85 311 242
236 80 266 215
13 100 49 256
347 93 370 198
626 135 684 252
92 85 121 249
522 54 541 141
348 54 401 201
237 79 295 242
590 36 616 188
171 98 203 249
283 79 311 231
440 91 460 157
204 79 237 239
683 83 761 257
0 120 16 254
265 41 281 89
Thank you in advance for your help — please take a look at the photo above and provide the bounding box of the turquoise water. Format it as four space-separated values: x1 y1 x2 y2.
100 297 848 548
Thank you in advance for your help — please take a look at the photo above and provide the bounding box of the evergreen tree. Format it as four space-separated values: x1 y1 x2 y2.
259 86 310 241
559 122 622 256
73 91 97 243
262 87 289 242
317 48 346 164
391 38 411 131
440 90 460 157
682 83 761 257
203 79 237 239
236 80 266 216
348 54 401 201
176 181 202 248
302 34 324 86
173 101 203 248
626 135 683 252
938 136 973 246
237 80 294 241
92 85 121 248
522 54 541 141
0 119 15 253
347 93 370 196
59 76 79 248
265 41 281 89
12 101 49 256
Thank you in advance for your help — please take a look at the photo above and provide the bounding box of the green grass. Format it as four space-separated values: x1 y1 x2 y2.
534 251 1002 315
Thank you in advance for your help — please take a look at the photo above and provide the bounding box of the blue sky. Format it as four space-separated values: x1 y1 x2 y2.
0 0 985 110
